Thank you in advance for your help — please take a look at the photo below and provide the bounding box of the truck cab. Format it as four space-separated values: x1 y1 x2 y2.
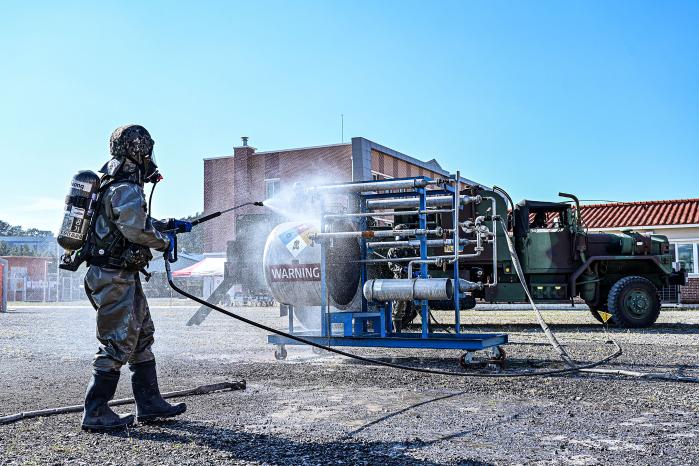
498 194 685 327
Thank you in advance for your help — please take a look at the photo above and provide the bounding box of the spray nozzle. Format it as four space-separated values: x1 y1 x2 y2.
253 201 264 207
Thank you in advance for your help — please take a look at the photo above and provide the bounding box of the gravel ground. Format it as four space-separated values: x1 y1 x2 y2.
1 301 698 465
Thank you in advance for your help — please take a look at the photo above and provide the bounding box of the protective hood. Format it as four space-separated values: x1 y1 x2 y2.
99 157 143 184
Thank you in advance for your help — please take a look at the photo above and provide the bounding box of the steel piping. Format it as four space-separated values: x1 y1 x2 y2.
323 208 454 219
311 227 445 240
363 278 453 302
483 196 498 287
306 178 438 194
366 238 474 250
366 194 481 210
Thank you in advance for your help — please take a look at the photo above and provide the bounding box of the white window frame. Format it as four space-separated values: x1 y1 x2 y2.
669 240 699 277
264 178 281 200
371 171 393 181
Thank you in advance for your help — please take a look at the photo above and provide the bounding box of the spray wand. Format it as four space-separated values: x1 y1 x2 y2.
164 201 264 233
164 201 264 263
188 201 265 228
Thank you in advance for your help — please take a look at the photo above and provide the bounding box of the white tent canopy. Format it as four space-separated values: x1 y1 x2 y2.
172 257 225 277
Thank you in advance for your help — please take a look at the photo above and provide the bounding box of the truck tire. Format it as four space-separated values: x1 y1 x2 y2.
607 276 661 328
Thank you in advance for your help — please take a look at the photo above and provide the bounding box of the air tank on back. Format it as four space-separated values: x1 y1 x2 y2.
57 170 101 253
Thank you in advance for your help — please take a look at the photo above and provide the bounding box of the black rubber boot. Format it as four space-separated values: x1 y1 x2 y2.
81 370 134 431
130 360 186 422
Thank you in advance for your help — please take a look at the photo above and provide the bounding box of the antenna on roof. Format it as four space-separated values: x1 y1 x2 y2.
341 114 344 143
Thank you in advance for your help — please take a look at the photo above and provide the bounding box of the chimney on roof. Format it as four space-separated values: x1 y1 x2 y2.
241 136 249 147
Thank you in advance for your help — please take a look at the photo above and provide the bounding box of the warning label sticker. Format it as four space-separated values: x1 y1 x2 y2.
268 264 321 282
278 224 315 258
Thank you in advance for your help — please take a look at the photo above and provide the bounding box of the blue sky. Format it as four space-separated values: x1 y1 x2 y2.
1 1 697 231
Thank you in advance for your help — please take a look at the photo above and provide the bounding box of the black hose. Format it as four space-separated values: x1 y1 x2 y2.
0 381 246 426
147 179 158 218
165 260 621 378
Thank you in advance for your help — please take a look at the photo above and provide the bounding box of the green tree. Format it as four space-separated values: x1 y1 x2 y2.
0 241 39 256
0 219 52 237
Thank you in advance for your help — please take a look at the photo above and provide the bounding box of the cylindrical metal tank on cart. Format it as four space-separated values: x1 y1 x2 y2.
263 222 325 307
263 221 364 316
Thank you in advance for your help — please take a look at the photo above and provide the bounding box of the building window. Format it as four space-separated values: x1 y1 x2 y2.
265 178 280 200
371 171 393 181
672 243 699 275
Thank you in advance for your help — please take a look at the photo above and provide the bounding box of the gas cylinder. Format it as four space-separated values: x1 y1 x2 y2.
57 170 101 253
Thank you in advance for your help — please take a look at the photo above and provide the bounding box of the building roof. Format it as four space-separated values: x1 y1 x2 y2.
581 198 699 229
203 143 351 161
254 142 351 155
203 137 482 187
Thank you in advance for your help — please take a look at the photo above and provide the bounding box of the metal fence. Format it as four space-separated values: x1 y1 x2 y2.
660 285 680 304
0 258 7 312
6 272 84 302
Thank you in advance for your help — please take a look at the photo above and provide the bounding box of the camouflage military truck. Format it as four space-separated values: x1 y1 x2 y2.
455 190 688 328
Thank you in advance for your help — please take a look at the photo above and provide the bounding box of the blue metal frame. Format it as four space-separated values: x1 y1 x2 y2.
268 176 507 353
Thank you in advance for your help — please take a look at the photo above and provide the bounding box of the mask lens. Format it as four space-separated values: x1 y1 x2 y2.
143 150 160 182
148 149 157 167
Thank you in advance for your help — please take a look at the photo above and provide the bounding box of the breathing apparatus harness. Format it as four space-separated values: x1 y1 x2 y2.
77 155 162 278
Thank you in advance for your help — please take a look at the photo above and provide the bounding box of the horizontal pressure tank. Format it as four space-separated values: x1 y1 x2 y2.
263 221 363 310
263 222 324 307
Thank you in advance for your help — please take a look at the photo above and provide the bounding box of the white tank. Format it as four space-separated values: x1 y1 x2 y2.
262 221 362 310
263 222 324 306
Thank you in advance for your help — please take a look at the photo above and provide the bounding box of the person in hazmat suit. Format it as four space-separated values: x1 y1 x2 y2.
80 124 191 431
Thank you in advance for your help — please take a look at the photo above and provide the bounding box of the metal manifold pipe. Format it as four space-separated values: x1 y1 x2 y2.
366 238 474 250
306 178 438 194
312 227 445 240
363 278 453 302
323 208 454 219
366 194 481 210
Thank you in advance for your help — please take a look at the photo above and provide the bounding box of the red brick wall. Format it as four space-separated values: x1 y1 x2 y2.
681 278 699 304
203 144 353 253
1 256 50 281
203 156 236 254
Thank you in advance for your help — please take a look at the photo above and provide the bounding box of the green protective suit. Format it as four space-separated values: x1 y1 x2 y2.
84 176 170 372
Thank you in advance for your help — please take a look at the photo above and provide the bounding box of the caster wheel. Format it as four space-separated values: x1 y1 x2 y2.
459 352 475 369
488 346 507 369
274 346 287 360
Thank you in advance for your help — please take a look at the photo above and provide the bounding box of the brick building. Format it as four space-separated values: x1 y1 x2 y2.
1 256 53 302
581 198 699 304
203 137 478 254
